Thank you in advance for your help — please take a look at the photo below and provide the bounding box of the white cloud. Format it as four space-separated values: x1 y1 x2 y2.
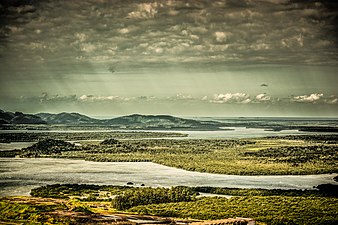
80 43 96 53
8 5 36 14
118 28 129 34
327 98 338 104
211 93 251 104
293 93 323 103
250 43 270 50
324 95 338 104
174 94 194 100
75 33 88 42
281 34 304 48
27 42 47 50
79 95 125 102
256 93 271 101
259 0 288 3
6 25 23 33
15 93 338 110
127 3 159 19
214 31 231 43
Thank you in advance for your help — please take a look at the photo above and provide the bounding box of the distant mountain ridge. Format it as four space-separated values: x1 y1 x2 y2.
104 114 222 130
36 112 100 124
0 109 46 125
0 109 224 130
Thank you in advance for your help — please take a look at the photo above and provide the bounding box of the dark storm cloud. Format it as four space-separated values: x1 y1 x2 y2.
0 0 337 70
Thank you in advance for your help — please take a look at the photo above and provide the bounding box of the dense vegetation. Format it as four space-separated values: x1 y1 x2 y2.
112 186 196 210
30 184 133 200
3 184 338 224
193 184 338 197
267 134 338 143
20 139 77 157
243 145 338 164
2 135 338 175
30 184 338 200
63 136 338 175
129 196 338 224
0 197 115 225
0 131 187 142
0 200 62 223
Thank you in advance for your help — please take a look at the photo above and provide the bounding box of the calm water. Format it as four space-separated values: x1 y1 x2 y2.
2 127 336 151
0 158 336 196
162 127 313 139
0 127 310 151
0 142 36 151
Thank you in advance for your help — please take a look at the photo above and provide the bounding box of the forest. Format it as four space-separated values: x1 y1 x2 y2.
0 130 186 142
2 134 337 175
1 183 337 225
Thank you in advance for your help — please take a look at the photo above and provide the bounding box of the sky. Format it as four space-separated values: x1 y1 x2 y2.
0 0 337 117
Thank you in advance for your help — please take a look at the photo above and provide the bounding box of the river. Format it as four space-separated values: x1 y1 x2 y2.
0 158 336 197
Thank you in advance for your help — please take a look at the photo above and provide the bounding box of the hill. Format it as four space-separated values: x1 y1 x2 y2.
0 109 46 125
104 114 223 130
36 112 100 124
1 109 225 130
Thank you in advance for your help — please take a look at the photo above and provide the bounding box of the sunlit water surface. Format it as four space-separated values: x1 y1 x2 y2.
0 158 336 196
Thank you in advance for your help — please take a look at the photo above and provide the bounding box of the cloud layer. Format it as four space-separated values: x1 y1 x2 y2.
1 0 337 69
1 1 337 116
16 92 338 106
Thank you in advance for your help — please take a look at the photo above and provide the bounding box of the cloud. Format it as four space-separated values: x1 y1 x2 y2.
79 95 128 102
8 4 36 14
255 93 271 102
211 93 251 104
168 94 195 101
20 93 78 104
118 28 130 34
326 98 338 104
293 93 323 103
11 92 338 110
80 43 97 53
1 0 337 67
214 31 231 43
74 33 88 42
127 2 159 19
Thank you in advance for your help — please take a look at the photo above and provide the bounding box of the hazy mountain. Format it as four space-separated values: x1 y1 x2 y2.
36 112 100 124
1 109 224 130
37 112 224 130
104 114 223 130
0 109 46 124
